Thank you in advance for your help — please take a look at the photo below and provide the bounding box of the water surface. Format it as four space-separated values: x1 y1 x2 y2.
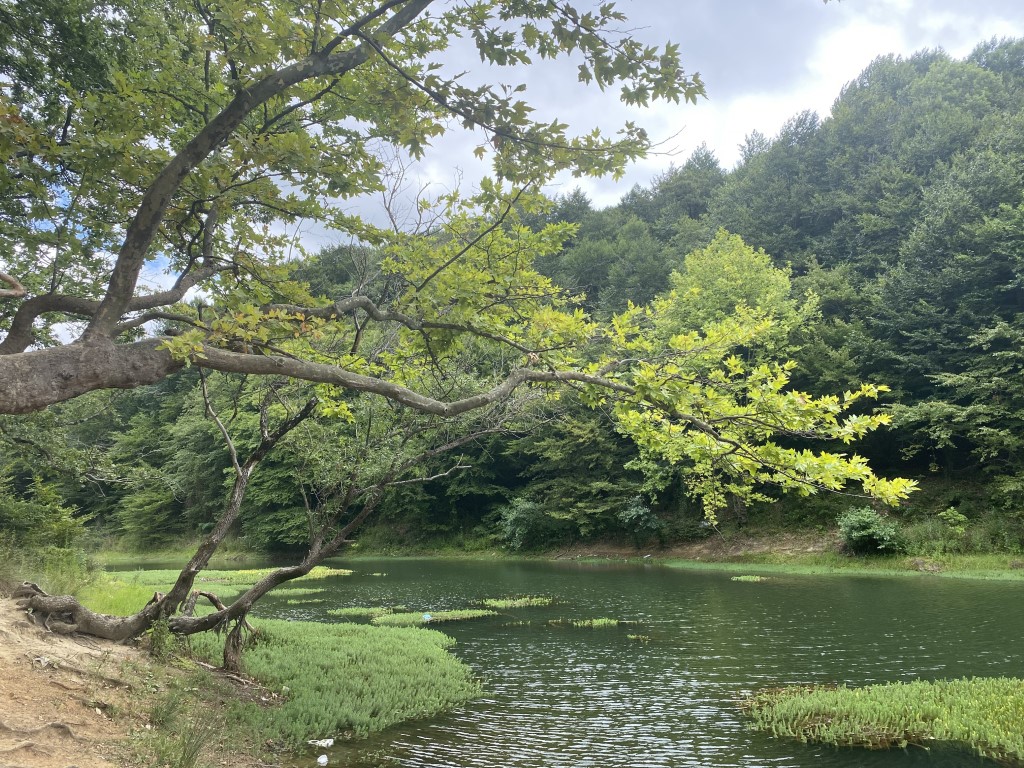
256 558 1021 768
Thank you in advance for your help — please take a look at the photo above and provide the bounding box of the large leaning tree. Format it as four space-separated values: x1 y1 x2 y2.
1 0 914 649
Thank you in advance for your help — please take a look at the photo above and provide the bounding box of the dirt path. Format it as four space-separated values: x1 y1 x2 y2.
0 597 140 768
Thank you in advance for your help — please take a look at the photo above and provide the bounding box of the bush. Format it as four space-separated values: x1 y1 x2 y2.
616 496 665 547
495 498 573 550
836 507 904 555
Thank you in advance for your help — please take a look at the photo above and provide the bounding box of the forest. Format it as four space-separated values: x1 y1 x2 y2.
3 22 1024 564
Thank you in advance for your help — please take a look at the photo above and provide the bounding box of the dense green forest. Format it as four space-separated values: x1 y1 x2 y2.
5 38 1024 556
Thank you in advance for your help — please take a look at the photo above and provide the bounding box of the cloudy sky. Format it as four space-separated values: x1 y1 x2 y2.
400 0 1024 215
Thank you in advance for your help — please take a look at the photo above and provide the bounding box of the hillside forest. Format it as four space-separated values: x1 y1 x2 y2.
6 38 1024 557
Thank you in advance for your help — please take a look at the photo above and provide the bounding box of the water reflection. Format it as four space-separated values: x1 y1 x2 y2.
258 560 1022 768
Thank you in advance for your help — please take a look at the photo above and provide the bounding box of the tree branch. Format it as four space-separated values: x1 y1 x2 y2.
0 272 26 299
81 0 434 341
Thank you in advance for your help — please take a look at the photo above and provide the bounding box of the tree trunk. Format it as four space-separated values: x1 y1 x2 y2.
13 582 160 640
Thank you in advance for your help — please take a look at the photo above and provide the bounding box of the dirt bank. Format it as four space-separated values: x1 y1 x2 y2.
0 595 277 768
0 595 136 768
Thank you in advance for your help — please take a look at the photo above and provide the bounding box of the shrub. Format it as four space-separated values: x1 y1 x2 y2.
616 496 665 547
495 498 572 550
836 507 904 555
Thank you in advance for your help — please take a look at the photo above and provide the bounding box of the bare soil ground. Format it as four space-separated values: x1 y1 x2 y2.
0 596 277 768
0 596 136 768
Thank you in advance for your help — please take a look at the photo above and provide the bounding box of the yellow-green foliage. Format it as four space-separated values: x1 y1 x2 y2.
742 677 1024 764
481 595 553 609
731 575 768 583
371 610 497 627
80 567 348 616
187 619 480 746
327 606 395 620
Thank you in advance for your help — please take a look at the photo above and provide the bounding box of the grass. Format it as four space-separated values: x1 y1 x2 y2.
77 566 354 617
186 618 481 746
731 575 768 583
741 677 1024 765
78 571 483 751
0 539 97 596
481 595 553 609
370 609 497 627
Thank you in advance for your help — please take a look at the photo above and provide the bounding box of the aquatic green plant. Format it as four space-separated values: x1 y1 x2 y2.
731 575 768 583
627 634 650 643
285 598 326 605
481 595 553 609
371 610 497 627
187 618 481 746
327 606 395 620
550 617 620 628
741 677 1024 764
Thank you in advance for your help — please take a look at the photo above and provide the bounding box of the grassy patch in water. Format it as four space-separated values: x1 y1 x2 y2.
327 606 395 620
186 618 481 746
741 677 1024 765
550 617 620 628
371 609 497 627
731 575 768 583
481 595 553 609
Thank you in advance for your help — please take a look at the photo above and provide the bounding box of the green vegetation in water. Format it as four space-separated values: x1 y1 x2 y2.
371 609 497 627
741 677 1024 765
327 606 395 620
187 618 481 746
627 634 651 643
481 595 553 609
731 575 768 583
550 617 620 628
285 598 326 605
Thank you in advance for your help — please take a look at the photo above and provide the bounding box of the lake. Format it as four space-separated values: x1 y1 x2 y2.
256 558 1023 768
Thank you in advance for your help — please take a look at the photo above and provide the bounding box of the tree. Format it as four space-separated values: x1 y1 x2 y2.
0 0 702 411
2 0 913 654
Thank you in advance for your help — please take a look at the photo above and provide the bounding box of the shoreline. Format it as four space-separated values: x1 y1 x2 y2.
94 531 1024 581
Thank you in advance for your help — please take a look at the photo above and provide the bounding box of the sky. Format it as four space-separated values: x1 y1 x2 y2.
363 0 1024 224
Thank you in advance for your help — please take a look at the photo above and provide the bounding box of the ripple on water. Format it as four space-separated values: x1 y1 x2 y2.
285 561 1024 768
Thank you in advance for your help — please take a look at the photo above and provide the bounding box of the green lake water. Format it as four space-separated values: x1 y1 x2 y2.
253 558 1023 768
